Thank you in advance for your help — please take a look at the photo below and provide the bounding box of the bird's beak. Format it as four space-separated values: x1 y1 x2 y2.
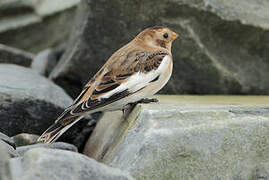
172 32 178 41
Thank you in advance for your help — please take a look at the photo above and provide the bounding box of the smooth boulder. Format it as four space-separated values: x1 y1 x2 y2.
84 95 269 180
9 148 135 180
0 64 73 136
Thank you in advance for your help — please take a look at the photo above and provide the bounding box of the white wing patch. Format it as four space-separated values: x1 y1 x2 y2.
99 55 171 100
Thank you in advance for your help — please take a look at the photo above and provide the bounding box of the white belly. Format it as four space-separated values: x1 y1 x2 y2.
97 55 173 111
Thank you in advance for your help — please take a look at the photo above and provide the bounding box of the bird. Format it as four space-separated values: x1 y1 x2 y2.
38 26 178 143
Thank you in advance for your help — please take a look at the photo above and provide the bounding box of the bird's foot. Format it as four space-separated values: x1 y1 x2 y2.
122 98 158 119
136 98 159 104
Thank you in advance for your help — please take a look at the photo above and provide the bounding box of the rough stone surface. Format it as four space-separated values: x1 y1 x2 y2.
84 95 269 180
254 163 269 180
50 0 269 98
0 0 79 53
16 142 78 156
0 44 34 67
12 133 39 147
9 148 135 180
0 64 73 136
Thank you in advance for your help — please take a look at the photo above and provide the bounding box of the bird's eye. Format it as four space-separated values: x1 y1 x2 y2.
163 33 168 39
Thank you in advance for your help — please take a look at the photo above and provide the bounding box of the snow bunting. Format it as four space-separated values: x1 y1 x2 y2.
38 26 178 143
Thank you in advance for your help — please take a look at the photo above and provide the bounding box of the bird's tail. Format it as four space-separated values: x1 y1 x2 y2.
37 116 84 143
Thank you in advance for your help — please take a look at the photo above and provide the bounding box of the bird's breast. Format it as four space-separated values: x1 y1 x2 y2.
136 55 173 96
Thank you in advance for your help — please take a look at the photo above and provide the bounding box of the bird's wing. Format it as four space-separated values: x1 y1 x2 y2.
55 49 169 123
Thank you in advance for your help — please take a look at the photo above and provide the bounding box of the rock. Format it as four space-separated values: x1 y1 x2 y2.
0 141 11 179
83 111 122 156
0 132 16 149
0 44 34 67
11 148 135 180
0 63 102 150
0 0 79 53
84 95 269 180
0 64 73 136
7 158 24 180
16 142 78 156
31 48 60 76
0 140 18 158
57 112 103 153
50 0 269 98
12 133 39 147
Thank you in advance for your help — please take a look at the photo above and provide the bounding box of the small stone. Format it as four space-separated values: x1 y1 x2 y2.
12 133 39 147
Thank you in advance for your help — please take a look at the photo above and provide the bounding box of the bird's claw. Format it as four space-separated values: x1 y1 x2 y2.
122 98 159 118
137 98 159 104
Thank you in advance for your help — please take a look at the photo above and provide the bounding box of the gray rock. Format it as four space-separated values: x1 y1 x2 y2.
31 48 59 76
0 44 34 67
0 140 18 158
84 95 269 180
0 0 79 53
50 0 269 98
0 64 73 136
11 148 135 180
16 142 78 156
7 157 24 180
0 141 11 180
57 112 103 153
0 63 101 150
0 132 15 149
12 133 39 147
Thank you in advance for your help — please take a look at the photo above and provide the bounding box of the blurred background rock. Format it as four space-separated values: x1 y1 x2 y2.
0 0 79 53
1 0 269 97
49 0 269 97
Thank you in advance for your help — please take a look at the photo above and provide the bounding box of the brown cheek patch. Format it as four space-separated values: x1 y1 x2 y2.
156 40 166 49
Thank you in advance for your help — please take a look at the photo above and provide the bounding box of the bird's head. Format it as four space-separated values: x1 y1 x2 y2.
135 26 178 52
